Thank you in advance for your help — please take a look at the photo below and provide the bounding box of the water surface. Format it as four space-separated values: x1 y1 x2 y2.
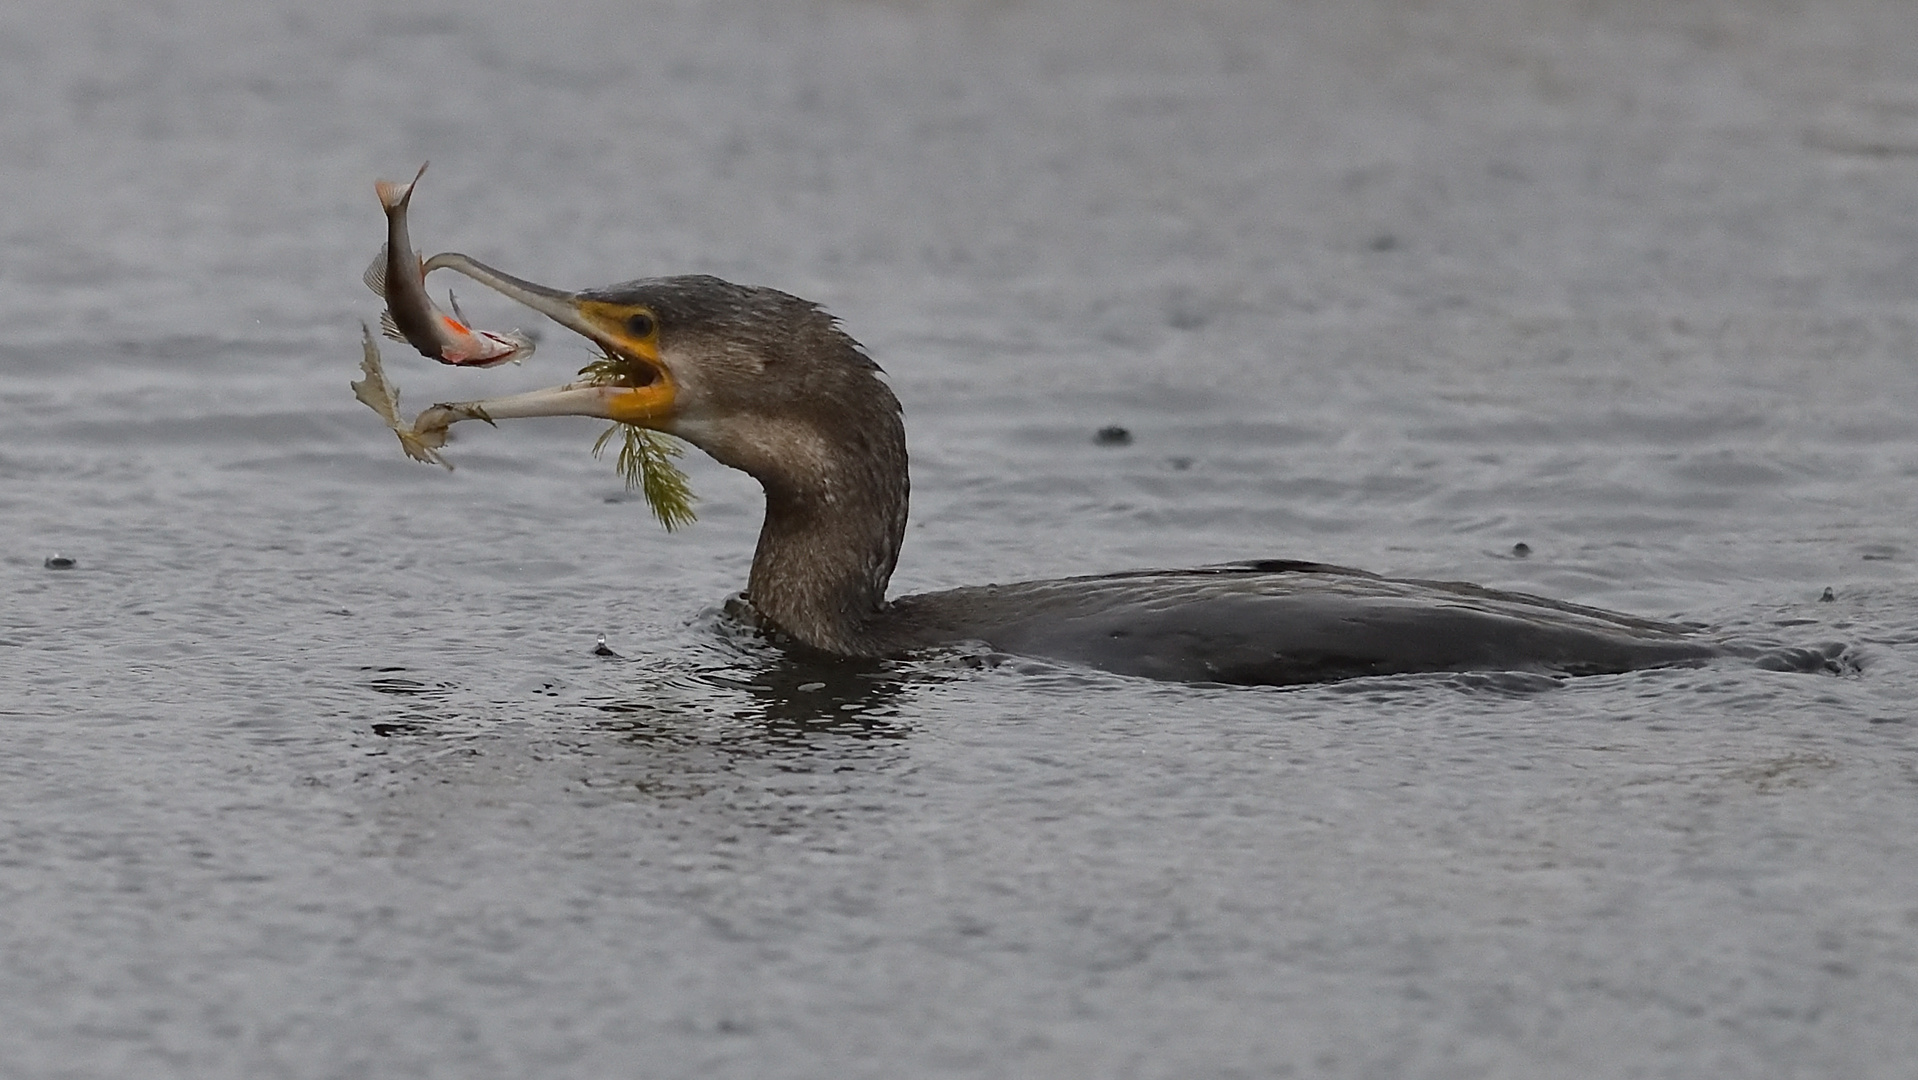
5 1 1918 1076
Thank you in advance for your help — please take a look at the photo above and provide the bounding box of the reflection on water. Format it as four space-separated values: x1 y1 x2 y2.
355 623 927 804
589 649 915 747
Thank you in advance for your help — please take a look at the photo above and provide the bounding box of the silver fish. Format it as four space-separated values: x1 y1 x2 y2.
363 163 534 368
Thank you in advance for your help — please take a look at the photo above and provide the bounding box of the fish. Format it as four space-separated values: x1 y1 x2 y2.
362 162 535 368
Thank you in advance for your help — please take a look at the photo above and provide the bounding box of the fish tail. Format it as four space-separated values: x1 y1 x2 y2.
373 161 429 211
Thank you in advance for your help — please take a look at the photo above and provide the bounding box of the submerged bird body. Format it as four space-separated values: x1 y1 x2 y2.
406 257 1724 685
872 565 1718 684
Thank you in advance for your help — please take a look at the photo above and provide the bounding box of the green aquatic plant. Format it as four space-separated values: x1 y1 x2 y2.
581 350 697 531
592 422 696 531
574 351 630 387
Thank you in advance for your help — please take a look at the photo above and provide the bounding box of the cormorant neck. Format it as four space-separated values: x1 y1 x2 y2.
688 369 909 656
747 446 906 655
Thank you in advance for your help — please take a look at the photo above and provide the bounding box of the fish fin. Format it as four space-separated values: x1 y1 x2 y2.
446 288 468 324
372 161 429 211
362 245 388 295
378 309 407 343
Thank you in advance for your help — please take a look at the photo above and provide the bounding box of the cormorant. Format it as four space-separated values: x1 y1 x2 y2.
405 255 1722 686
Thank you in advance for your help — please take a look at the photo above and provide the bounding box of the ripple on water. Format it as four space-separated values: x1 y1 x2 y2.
6 0 1918 1076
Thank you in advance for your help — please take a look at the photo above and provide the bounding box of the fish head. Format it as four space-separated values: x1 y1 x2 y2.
420 253 677 426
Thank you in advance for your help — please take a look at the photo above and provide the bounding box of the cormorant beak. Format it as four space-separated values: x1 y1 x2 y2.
421 252 675 426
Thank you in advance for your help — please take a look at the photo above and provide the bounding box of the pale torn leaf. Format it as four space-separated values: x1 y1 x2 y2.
352 323 451 469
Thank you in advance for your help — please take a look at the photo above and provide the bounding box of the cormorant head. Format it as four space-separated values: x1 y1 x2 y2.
423 255 902 496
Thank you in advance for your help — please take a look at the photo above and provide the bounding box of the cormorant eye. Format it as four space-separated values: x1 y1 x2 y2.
626 312 656 337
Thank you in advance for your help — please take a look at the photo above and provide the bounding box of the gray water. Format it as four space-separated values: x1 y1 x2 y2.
5 0 1918 1076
